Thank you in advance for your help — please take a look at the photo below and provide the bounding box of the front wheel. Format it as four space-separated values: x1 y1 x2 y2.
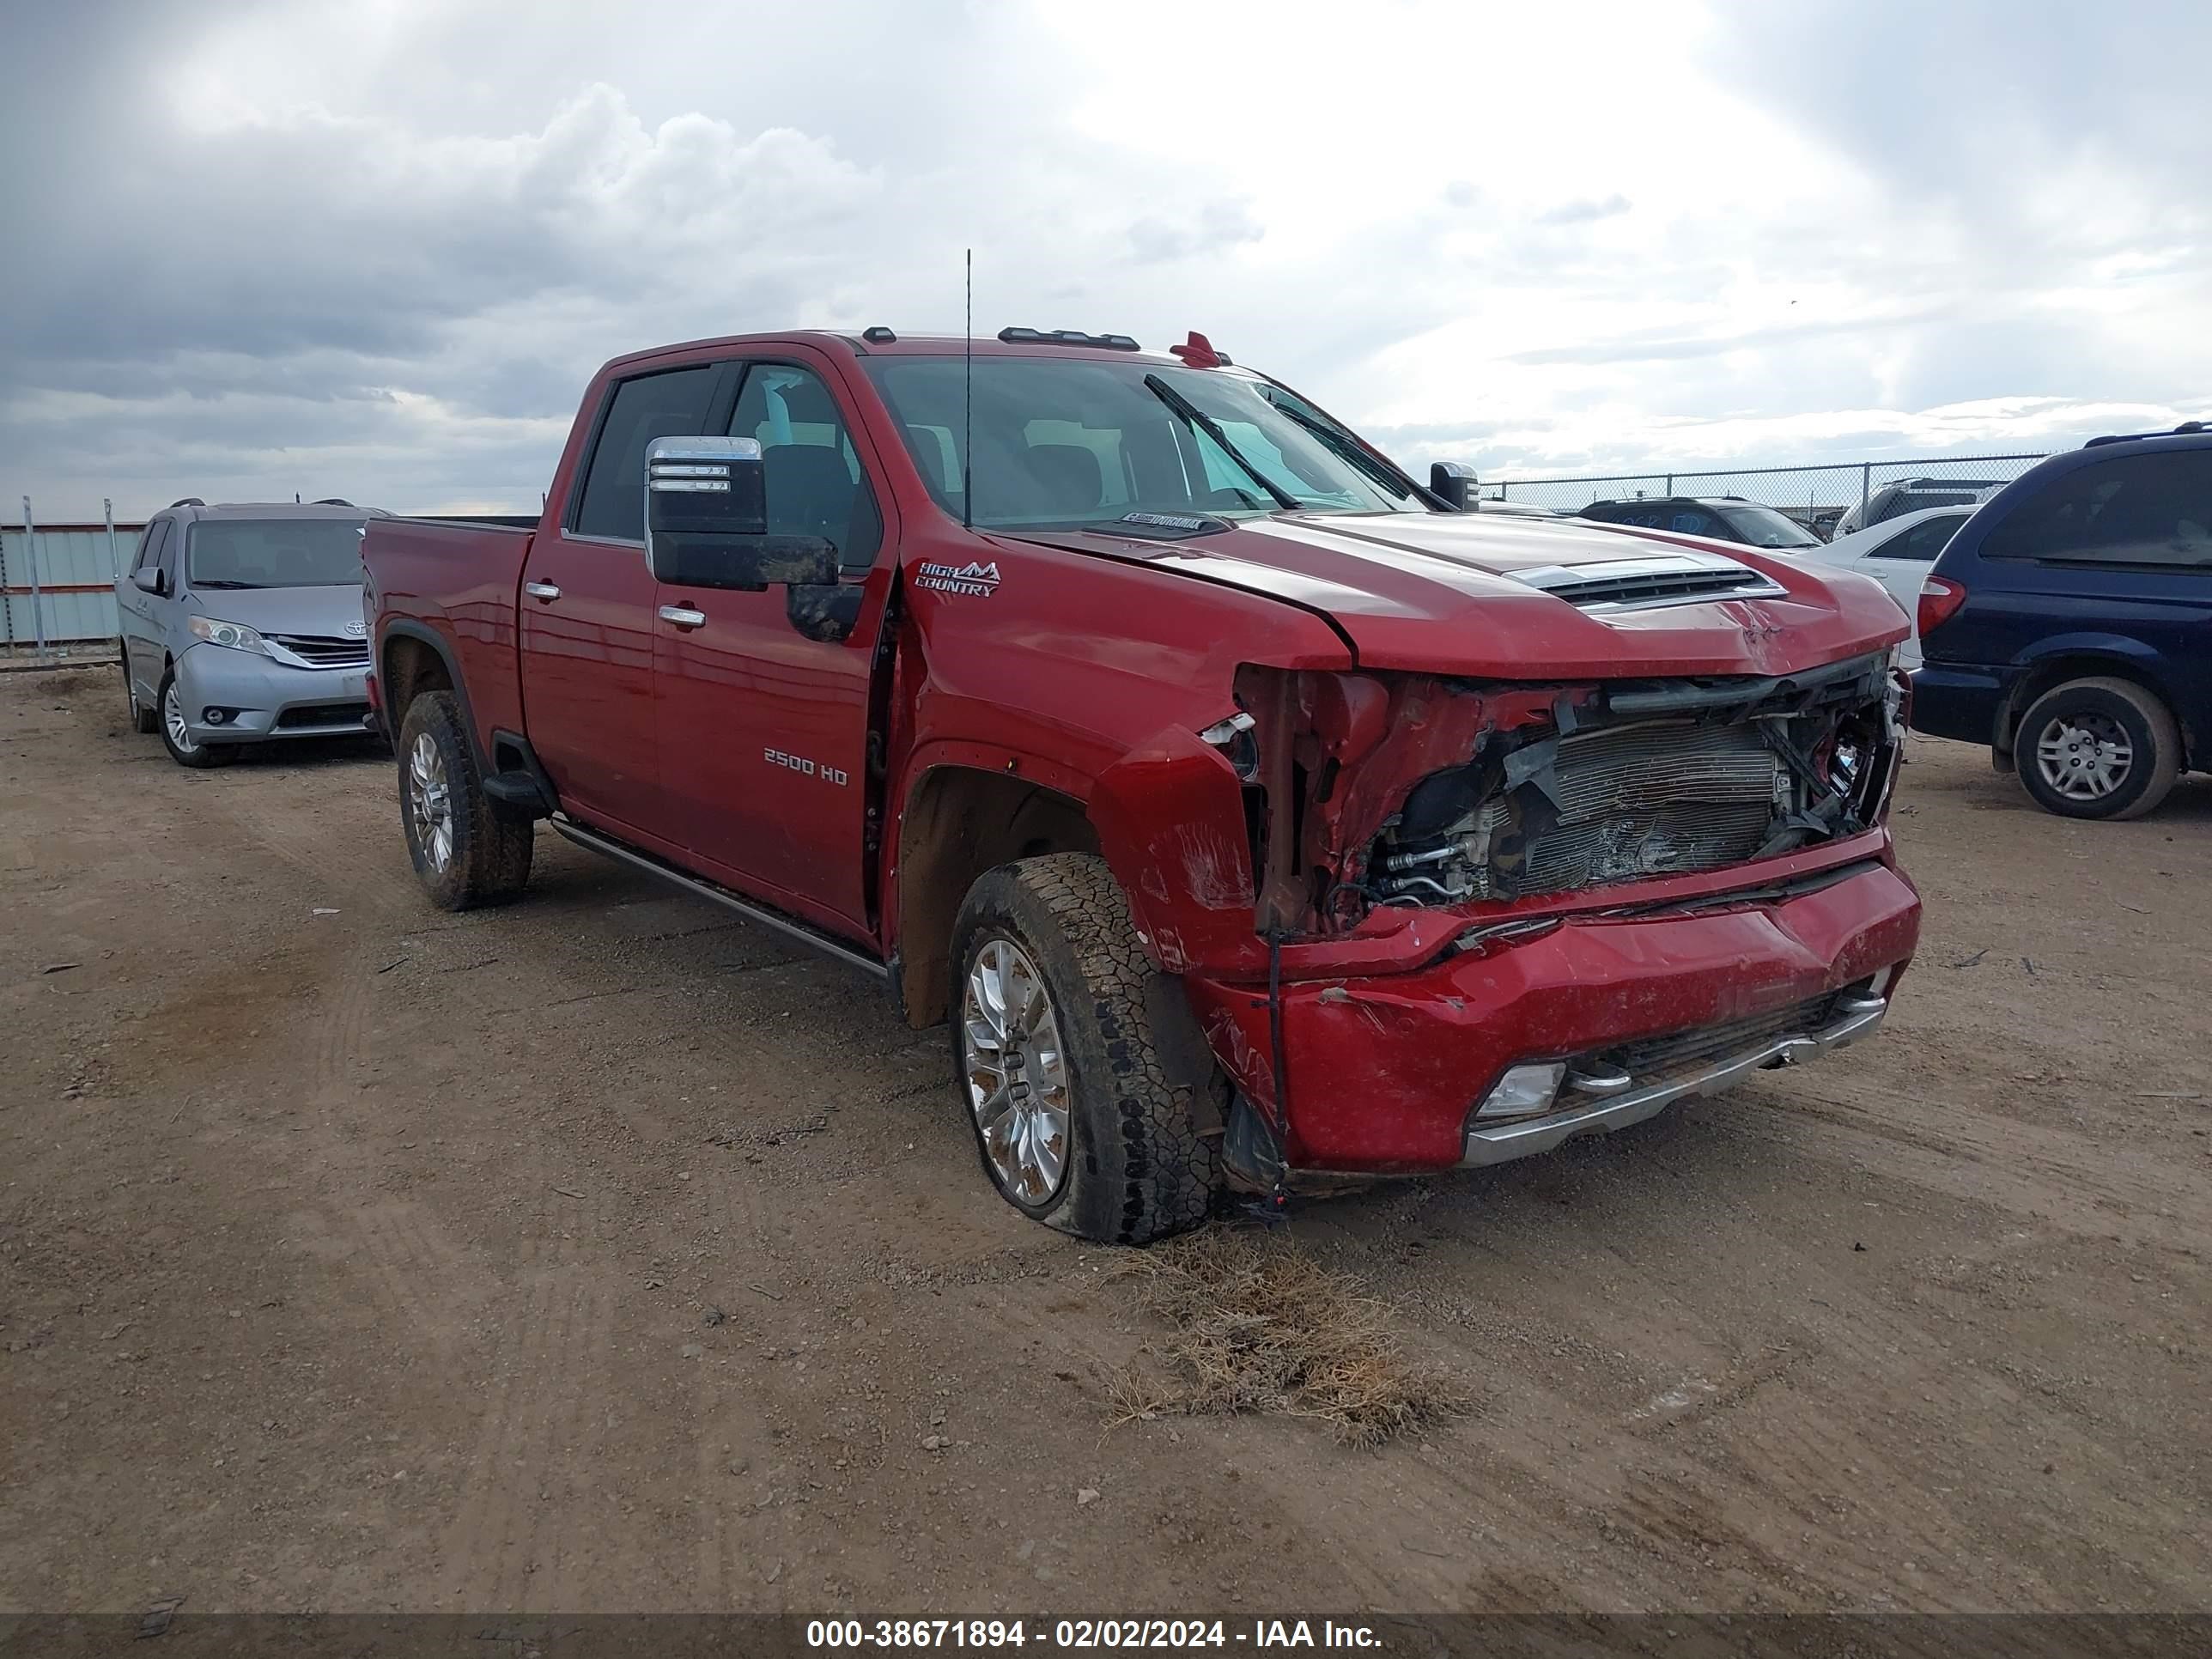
158 670 234 768
2014 677 2180 821
950 853 1219 1245
396 690 534 908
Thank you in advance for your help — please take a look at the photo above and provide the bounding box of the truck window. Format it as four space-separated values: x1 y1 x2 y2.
571 364 722 542
726 365 883 574
1981 451 2212 569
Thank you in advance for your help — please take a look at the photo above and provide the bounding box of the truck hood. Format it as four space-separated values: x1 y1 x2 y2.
1012 512 1909 679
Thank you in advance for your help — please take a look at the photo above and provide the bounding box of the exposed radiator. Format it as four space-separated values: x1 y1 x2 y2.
1472 720 1784 898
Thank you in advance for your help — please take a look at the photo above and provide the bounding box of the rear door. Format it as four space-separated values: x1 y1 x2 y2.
651 354 891 937
1852 511 1970 667
520 361 731 841
1856 510 1968 603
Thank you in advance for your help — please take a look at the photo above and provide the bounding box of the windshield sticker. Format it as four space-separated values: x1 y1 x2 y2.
916 560 1001 598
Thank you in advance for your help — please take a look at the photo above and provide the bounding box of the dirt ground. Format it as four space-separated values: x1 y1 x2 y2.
3 664 2208 1617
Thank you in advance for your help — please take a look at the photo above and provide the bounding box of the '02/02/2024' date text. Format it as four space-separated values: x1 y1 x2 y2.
805 1620 1382 1648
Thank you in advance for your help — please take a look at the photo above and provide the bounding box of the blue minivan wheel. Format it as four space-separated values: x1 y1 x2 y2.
2014 677 2181 822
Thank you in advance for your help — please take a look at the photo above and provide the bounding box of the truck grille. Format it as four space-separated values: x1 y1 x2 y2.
274 702 371 730
1468 720 1782 898
271 634 370 668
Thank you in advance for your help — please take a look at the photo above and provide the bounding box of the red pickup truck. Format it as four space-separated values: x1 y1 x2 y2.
362 326 1920 1243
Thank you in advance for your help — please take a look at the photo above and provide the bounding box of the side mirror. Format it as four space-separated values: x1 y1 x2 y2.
131 568 166 596
1431 462 1478 512
643 435 839 591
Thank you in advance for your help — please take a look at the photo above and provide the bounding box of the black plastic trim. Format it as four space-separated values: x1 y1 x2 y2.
552 818 890 981
484 726 560 817
1602 652 1886 717
378 618 490 774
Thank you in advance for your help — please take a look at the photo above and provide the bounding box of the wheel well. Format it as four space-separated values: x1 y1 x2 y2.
382 635 453 722
895 767 1099 1027
1999 655 2196 767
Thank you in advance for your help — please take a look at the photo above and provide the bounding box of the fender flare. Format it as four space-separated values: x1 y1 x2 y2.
378 620 490 771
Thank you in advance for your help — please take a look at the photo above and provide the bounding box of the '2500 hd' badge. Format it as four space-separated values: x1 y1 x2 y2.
916 560 1000 598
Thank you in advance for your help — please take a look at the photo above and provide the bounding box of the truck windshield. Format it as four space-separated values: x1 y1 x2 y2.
187 520 367 588
861 356 1425 530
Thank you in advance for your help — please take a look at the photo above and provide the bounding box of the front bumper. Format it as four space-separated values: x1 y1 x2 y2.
172 643 374 744
1460 988 1887 1166
1182 859 1920 1174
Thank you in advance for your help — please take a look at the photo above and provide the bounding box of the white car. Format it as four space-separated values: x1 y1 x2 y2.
1799 504 1975 669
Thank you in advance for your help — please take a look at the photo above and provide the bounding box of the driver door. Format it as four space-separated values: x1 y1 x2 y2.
652 355 891 938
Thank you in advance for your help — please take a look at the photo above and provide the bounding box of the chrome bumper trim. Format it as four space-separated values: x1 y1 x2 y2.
1460 995 1888 1167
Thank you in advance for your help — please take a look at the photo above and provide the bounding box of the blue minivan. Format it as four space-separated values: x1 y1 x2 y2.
1911 424 2210 819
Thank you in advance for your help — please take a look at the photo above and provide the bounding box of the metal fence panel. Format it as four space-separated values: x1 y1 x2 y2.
2 519 137 651
1485 452 2051 537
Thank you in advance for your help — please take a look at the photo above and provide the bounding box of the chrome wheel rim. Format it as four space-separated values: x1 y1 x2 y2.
162 683 197 754
408 732 455 872
959 936 1071 1205
2034 712 2131 800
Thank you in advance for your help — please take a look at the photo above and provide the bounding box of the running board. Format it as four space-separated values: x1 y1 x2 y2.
550 817 889 981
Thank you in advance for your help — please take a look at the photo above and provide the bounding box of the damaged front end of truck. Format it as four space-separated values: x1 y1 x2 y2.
1090 648 1916 1192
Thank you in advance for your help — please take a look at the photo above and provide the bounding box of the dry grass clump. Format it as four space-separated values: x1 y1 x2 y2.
1104 1231 1472 1447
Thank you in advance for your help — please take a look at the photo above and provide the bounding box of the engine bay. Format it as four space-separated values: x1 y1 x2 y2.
1229 653 1905 935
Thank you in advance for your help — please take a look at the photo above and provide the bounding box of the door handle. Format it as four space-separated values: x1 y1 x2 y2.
659 604 708 630
524 580 562 601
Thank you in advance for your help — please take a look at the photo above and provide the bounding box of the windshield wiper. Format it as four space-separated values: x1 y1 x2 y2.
1142 374 1300 514
1266 400 1410 499
191 579 258 588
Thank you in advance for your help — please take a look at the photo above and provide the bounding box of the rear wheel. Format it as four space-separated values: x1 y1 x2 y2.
123 662 156 734
2014 677 2180 821
397 690 534 908
950 853 1219 1245
158 670 234 768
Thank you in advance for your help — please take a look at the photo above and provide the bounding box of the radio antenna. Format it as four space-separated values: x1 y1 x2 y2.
963 247 974 529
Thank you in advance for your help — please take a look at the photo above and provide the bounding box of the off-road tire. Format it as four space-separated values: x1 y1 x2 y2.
124 662 156 734
157 669 235 768
397 690 534 909
2014 677 2181 821
950 853 1220 1245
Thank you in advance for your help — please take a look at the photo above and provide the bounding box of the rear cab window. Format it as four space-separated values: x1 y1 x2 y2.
569 363 725 542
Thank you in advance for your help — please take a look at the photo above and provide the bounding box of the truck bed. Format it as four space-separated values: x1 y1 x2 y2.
362 515 537 758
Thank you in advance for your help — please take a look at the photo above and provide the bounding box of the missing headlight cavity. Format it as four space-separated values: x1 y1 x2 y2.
1364 653 1899 908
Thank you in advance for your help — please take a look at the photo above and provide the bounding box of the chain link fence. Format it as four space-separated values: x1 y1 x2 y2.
1484 452 2050 539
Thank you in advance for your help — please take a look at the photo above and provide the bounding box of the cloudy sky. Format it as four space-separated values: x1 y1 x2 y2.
3 0 2206 520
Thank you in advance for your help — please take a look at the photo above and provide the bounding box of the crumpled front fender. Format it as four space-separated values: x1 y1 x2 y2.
1088 726 1268 978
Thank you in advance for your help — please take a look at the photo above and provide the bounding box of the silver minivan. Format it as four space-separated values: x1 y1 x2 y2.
116 499 385 768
